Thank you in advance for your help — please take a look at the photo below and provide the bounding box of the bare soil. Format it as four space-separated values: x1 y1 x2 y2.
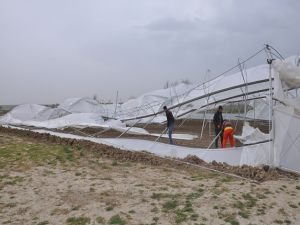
59 119 271 148
0 127 299 225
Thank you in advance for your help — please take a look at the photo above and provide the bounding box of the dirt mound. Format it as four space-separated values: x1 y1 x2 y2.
0 126 298 182
183 155 207 165
183 155 298 182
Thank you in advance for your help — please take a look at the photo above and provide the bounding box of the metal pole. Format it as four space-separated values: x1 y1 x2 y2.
121 79 271 122
114 91 119 118
200 111 207 140
266 46 275 166
116 118 142 138
207 129 223 149
154 127 168 143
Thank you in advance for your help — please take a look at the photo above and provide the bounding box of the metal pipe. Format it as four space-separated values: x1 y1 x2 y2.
121 78 271 122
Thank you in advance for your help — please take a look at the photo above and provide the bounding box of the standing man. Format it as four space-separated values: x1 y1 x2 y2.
163 106 175 144
213 106 224 148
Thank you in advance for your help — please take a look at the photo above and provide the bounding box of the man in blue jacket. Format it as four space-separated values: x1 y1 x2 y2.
163 106 175 144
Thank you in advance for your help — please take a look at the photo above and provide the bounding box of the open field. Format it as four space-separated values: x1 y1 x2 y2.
0 127 299 225
62 119 270 148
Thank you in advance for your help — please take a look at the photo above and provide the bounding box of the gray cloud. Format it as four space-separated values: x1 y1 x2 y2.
0 0 300 105
144 17 199 32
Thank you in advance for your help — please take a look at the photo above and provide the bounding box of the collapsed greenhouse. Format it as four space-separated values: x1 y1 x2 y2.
1 46 300 174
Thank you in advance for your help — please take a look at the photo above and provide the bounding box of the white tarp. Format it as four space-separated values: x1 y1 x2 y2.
273 106 300 173
234 122 269 144
246 98 270 120
1 55 300 171
4 104 48 121
272 56 300 173
58 97 107 115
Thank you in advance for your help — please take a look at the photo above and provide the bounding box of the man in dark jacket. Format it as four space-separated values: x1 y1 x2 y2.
163 106 175 144
213 105 224 148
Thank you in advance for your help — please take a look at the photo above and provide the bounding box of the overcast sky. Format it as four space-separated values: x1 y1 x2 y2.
1 0 299 105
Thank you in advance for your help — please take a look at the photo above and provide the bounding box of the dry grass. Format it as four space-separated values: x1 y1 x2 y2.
0 131 300 225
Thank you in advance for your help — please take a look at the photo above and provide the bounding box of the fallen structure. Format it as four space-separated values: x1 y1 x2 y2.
1 46 300 173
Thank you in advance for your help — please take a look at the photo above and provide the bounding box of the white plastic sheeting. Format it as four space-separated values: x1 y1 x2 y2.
234 122 269 144
4 104 48 121
35 107 70 121
58 97 107 115
271 56 300 173
273 106 300 173
246 98 270 120
273 56 300 89
0 104 70 122
119 83 194 122
118 59 276 122
0 113 104 129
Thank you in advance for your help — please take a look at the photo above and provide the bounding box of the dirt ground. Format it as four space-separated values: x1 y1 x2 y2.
0 128 299 225
60 119 271 148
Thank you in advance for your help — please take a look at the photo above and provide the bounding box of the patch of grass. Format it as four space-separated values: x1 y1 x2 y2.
37 221 49 225
288 203 298 208
152 217 159 223
211 186 229 196
3 176 24 186
242 193 257 208
190 213 199 221
128 210 135 214
186 191 203 200
278 208 287 215
63 146 75 161
274 219 284 224
71 206 80 211
96 216 105 224
105 206 114 211
162 200 178 211
112 160 118 166
122 162 132 167
0 141 81 169
256 208 265 215
151 192 180 200
101 177 113 181
233 201 245 210
238 210 250 219
159 186 168 191
256 193 267 199
197 187 205 193
221 176 234 182
5 203 17 208
223 213 239 225
50 208 70 215
108 214 126 225
284 219 292 224
182 201 193 213
151 207 159 213
66 217 90 225
175 210 188 224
